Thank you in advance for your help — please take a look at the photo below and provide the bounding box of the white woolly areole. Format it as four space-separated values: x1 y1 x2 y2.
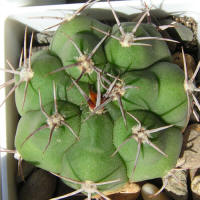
14 151 21 160
131 125 149 143
81 181 97 193
184 80 196 92
111 81 126 100
20 67 34 82
77 55 94 74
120 33 134 47
47 113 64 129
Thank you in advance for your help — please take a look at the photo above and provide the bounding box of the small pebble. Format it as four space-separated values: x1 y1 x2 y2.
163 169 188 200
180 124 200 170
172 52 196 78
107 182 141 200
191 175 200 200
16 160 35 183
92 182 140 200
141 183 169 200
19 168 57 200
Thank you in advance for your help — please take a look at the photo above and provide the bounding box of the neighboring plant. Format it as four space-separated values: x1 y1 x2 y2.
2 0 199 199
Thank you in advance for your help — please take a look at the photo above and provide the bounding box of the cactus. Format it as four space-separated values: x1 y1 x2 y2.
15 82 81 173
15 50 69 115
0 28 69 115
3 1 198 199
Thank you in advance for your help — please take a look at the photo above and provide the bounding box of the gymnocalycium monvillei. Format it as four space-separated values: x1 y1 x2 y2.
3 0 198 199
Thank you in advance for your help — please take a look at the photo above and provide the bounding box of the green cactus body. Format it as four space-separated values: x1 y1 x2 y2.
67 80 91 106
111 62 187 127
105 22 171 71
15 50 69 115
105 102 122 121
15 101 81 173
50 15 110 55
113 110 183 182
60 111 128 192
50 32 107 83
148 62 188 127
117 69 159 111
